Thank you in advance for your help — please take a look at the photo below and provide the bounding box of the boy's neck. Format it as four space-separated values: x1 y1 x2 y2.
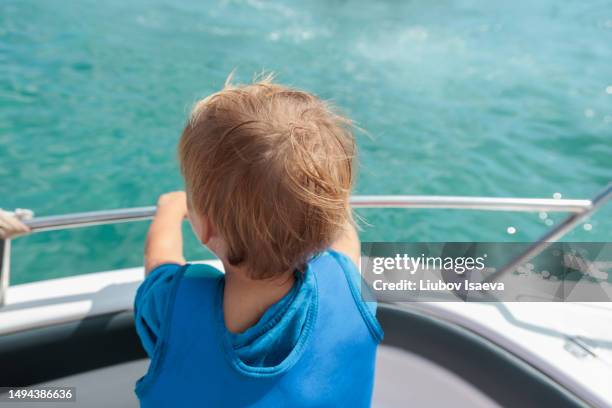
222 262 295 334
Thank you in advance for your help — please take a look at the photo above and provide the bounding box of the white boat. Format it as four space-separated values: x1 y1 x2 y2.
1 186 610 407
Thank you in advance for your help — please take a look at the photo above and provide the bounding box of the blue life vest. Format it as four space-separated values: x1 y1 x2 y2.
135 250 383 407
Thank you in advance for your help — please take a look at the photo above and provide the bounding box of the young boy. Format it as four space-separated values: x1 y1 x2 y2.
135 76 383 407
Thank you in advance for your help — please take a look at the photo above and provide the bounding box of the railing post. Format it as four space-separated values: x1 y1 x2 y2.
485 182 612 283
0 238 10 307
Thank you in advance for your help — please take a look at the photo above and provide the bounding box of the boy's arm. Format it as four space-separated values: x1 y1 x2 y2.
144 191 188 274
331 219 360 268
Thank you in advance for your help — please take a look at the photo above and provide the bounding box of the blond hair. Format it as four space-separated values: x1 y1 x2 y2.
179 75 355 278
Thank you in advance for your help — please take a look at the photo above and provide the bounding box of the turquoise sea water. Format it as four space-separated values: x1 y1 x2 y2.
1 0 611 284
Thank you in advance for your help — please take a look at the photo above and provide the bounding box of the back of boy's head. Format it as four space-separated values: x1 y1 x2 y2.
179 74 356 279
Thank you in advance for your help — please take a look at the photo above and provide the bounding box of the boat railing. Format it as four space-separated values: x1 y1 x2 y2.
1 184 610 306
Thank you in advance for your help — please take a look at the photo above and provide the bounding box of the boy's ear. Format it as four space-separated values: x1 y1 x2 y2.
200 215 214 244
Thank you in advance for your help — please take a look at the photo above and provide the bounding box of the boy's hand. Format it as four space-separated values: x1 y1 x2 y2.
156 191 188 219
0 209 31 239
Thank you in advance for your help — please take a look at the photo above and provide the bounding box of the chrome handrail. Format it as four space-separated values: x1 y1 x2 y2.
21 196 592 233
25 206 157 233
0 187 609 306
